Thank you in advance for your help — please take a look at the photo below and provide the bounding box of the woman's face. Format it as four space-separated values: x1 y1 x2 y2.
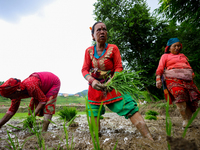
169 42 181 55
92 23 107 43
7 89 22 99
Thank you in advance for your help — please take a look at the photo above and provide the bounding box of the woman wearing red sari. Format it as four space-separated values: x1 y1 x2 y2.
0 72 60 131
156 38 200 127
82 22 153 141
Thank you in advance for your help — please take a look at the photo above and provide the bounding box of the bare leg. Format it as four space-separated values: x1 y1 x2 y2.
176 102 192 127
130 112 154 141
42 114 52 132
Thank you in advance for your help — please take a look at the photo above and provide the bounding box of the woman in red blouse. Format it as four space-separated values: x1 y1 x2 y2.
82 22 153 140
0 72 60 131
156 38 200 127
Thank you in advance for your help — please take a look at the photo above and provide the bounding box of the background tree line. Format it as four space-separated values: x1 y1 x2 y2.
93 0 200 100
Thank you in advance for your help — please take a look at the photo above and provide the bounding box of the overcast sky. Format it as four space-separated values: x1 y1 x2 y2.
0 0 159 94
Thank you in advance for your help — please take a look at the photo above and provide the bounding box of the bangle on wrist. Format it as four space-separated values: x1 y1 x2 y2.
156 75 161 81
88 76 95 85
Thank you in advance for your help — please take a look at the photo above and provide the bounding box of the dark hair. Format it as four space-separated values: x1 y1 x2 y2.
91 21 102 34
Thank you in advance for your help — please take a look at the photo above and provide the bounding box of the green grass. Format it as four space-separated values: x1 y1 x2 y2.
0 96 86 107
0 112 86 120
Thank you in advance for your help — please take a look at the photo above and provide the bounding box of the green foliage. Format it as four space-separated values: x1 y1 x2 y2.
85 97 118 150
93 0 175 99
22 116 35 129
5 130 34 150
145 110 159 120
144 115 157 120
166 96 172 150
106 70 159 102
158 0 200 29
145 110 159 116
58 107 78 121
99 116 104 119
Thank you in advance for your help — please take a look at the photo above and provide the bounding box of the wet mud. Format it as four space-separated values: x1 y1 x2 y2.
0 103 200 150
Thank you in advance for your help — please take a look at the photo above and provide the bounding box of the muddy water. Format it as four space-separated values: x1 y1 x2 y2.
0 111 200 149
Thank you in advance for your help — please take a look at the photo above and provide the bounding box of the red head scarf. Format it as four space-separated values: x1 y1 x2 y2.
0 78 25 97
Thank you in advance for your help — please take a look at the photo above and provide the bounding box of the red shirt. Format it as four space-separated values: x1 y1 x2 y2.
156 53 192 76
82 44 123 105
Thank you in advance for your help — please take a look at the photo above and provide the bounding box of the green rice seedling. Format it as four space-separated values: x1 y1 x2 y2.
58 106 78 122
22 115 35 129
99 115 104 119
105 70 159 103
145 110 159 117
5 130 34 150
85 96 118 150
182 107 200 138
144 115 157 120
46 116 76 150
85 99 101 150
165 95 172 150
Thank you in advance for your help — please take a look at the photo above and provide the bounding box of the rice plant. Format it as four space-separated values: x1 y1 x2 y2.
5 130 34 150
85 97 118 150
58 106 78 121
144 110 159 120
145 110 159 116
22 115 35 129
105 70 158 102
166 95 172 150
144 115 157 120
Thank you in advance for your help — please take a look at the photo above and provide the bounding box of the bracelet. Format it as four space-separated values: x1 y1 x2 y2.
156 80 161 83
88 76 95 85
156 75 161 81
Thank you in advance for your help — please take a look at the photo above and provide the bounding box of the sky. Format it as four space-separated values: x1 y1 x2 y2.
0 0 159 94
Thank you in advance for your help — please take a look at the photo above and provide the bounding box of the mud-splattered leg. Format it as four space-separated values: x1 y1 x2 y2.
42 114 52 132
176 102 192 127
130 112 154 141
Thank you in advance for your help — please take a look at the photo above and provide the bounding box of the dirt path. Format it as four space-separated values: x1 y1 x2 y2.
0 102 200 150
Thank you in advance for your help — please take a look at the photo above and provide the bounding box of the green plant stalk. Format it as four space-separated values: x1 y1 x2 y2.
5 130 16 150
166 95 172 150
85 96 118 150
5 130 34 150
182 107 200 138
85 97 101 150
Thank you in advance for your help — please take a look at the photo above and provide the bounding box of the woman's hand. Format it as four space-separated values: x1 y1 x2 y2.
92 80 105 91
156 80 162 89
156 75 162 89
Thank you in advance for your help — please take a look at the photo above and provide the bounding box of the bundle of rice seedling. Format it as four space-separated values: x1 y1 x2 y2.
23 116 35 129
144 115 157 120
145 110 159 120
105 70 151 101
145 110 159 116
58 107 78 121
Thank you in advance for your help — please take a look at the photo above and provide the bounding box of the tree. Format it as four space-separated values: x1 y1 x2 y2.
158 0 200 29
0 81 3 86
93 0 176 99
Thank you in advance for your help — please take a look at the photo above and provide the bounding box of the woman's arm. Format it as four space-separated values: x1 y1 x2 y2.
0 113 14 128
33 103 45 116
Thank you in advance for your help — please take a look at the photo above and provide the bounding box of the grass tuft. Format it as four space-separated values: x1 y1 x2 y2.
58 106 78 121
144 115 157 120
